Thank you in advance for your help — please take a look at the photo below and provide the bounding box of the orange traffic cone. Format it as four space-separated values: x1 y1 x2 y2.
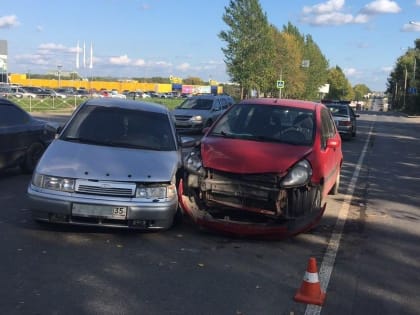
294 257 326 306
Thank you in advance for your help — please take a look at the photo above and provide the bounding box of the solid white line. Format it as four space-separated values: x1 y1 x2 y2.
305 118 376 315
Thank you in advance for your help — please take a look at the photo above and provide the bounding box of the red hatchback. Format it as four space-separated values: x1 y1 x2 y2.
179 98 343 238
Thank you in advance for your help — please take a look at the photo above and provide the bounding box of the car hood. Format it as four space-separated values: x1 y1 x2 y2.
201 137 312 174
36 140 180 182
172 108 209 117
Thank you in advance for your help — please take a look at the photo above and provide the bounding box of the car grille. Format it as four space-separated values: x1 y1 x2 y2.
203 169 283 215
75 180 136 197
174 115 192 121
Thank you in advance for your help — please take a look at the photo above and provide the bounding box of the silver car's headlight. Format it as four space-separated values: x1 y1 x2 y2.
135 183 177 200
32 173 75 192
281 160 312 188
190 115 203 122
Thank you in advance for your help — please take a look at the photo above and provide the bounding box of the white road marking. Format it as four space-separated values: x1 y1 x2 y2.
305 118 376 315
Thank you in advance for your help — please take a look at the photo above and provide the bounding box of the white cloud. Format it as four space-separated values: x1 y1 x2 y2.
302 12 359 25
402 22 420 32
360 0 401 15
134 59 146 66
301 0 401 26
36 25 43 32
381 66 393 72
303 0 345 14
0 15 19 28
109 55 131 65
417 0 420 6
176 63 191 71
344 68 358 76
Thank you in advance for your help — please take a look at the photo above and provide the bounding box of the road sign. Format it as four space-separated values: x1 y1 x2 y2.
408 87 417 95
276 80 285 89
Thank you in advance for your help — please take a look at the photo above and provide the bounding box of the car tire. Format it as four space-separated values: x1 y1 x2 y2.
21 142 45 173
329 168 340 195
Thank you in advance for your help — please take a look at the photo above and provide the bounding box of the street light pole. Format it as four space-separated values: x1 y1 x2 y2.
57 64 62 88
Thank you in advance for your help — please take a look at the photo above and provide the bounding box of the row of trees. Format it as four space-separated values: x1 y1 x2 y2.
386 39 420 114
219 0 370 101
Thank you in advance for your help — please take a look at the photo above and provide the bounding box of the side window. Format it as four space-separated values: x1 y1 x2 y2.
220 98 228 110
213 99 221 111
0 104 29 127
320 108 335 150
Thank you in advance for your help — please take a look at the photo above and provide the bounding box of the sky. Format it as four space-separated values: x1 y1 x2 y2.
0 0 420 92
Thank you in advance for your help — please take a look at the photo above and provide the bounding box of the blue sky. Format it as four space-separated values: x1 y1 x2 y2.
0 0 419 91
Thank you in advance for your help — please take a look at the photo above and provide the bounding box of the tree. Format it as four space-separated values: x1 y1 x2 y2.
302 35 329 101
353 84 370 101
326 66 353 100
219 0 275 99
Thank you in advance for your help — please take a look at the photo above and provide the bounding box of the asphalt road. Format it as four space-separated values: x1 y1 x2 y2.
1 110 419 315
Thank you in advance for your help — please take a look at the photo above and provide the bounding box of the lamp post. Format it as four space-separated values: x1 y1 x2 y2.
57 64 62 88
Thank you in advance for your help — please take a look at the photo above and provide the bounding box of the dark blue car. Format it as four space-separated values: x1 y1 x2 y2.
0 98 57 173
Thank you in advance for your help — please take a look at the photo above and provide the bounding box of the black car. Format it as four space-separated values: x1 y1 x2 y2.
323 101 359 140
0 98 57 172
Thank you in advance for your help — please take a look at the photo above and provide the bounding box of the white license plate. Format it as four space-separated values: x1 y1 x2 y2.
72 204 127 220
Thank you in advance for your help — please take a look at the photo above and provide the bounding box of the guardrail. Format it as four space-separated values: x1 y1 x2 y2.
2 95 86 113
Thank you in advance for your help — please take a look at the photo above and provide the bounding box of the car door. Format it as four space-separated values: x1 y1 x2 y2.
319 107 341 195
0 102 33 169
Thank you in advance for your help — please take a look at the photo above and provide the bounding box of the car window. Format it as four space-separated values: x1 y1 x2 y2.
61 106 176 151
178 98 213 110
213 99 221 111
219 98 228 110
327 105 348 116
0 104 29 126
320 108 336 149
210 104 314 145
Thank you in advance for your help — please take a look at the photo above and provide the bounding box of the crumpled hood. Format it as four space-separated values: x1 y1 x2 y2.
201 137 312 174
35 140 180 182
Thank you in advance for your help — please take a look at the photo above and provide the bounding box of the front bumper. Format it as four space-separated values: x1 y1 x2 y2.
178 179 326 239
27 185 178 230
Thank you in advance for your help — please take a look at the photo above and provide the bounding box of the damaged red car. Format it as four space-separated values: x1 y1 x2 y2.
178 98 343 238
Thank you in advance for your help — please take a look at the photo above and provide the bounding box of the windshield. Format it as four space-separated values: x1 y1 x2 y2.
178 98 214 110
210 104 315 145
326 105 349 117
61 105 176 151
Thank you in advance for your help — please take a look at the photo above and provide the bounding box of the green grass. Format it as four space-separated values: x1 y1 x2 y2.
6 96 184 113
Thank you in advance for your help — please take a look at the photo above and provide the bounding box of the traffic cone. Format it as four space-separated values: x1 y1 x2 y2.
294 257 326 306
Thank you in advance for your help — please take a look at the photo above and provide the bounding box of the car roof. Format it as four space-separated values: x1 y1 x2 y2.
82 98 169 114
238 98 321 111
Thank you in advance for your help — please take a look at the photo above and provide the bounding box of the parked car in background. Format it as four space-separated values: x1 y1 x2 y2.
323 100 359 140
124 91 150 99
0 98 57 173
10 86 37 98
179 98 343 238
21 86 49 98
172 94 235 133
42 88 67 98
27 98 185 230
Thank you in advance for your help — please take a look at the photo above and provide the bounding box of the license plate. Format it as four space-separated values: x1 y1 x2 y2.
72 204 127 220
